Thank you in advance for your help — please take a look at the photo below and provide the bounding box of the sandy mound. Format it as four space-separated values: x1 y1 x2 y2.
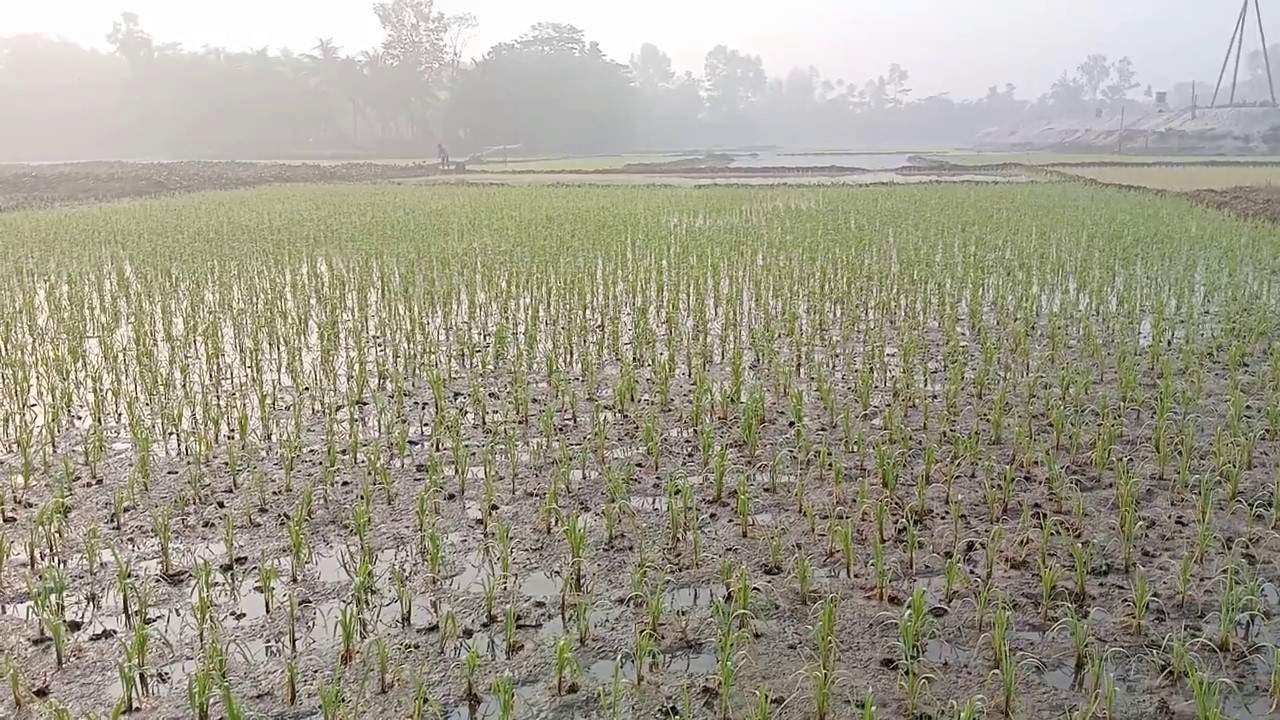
978 106 1280 155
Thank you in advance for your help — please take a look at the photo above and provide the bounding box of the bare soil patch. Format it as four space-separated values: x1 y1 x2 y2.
1190 185 1280 225
0 161 444 212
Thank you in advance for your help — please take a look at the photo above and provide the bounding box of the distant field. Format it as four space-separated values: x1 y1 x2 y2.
1062 164 1280 190
931 151 1280 166
406 171 1026 186
471 154 698 172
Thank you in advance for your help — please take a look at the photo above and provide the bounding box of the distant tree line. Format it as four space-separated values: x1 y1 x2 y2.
0 1 1154 161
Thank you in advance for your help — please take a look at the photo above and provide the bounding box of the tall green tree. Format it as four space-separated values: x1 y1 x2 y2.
627 43 704 147
447 24 636 154
1101 56 1139 103
1077 54 1110 104
630 43 674 90
704 45 765 143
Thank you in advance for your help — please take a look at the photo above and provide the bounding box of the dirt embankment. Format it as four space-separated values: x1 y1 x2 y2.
0 161 443 212
1 160 1028 210
1187 185 1280 224
9 159 1280 228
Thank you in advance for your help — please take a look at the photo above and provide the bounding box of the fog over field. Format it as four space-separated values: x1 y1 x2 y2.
2 1 1272 160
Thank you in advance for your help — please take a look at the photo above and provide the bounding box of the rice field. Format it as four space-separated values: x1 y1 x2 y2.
1059 165 1280 191
407 172 1026 187
1 183 1279 719
932 152 1280 167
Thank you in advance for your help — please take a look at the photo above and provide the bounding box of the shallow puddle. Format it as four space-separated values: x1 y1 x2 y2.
925 639 972 665
451 547 559 599
225 577 267 622
632 496 668 513
587 650 716 683
665 586 716 610
1042 662 1083 692
307 598 341 643
537 602 619 641
1225 693 1276 720
519 569 560 598
312 544 400 583
375 596 437 632
450 548 495 594
109 656 199 699
456 630 502 659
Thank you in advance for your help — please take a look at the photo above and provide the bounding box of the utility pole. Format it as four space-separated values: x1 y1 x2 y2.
1118 106 1126 154
1257 0 1277 105
1212 0 1277 107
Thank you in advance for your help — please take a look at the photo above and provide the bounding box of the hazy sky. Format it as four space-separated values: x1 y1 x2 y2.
0 1 1264 98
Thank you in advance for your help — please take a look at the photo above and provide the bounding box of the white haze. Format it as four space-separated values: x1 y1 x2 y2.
1 0 1262 98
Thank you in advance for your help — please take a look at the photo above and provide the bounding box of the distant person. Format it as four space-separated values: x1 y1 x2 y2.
437 143 450 170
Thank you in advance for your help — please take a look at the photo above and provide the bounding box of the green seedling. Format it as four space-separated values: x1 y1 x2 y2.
462 645 481 700
284 656 297 705
220 682 247 720
503 605 519 657
944 551 966 603
981 603 1013 670
1051 605 1093 673
574 591 594 645
492 674 517 720
151 504 175 578
1125 566 1158 635
563 513 588 594
767 527 785 574
1175 548 1195 609
318 675 345 720
834 518 855 579
0 533 8 596
553 635 579 695
287 514 308 583
1037 560 1062 623
1149 627 1200 685
989 649 1041 719
751 686 773 720
1268 644 1280 712
6 655 24 710
391 565 412 626
899 665 934 718
596 656 624 720
257 556 277 616
410 677 441 720
48 617 67 668
222 510 237 575
337 602 360 665
187 666 213 720
1187 667 1232 720
1069 541 1092 601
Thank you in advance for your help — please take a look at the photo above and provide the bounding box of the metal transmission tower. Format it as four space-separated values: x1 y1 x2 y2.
1212 0 1277 107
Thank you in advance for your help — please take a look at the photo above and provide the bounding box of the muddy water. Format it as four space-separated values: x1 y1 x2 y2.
729 152 917 169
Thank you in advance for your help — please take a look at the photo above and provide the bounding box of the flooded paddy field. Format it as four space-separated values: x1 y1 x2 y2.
0 183 1278 718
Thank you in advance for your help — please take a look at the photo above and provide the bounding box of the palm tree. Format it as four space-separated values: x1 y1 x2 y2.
310 38 342 63
360 50 395 144
305 38 348 146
